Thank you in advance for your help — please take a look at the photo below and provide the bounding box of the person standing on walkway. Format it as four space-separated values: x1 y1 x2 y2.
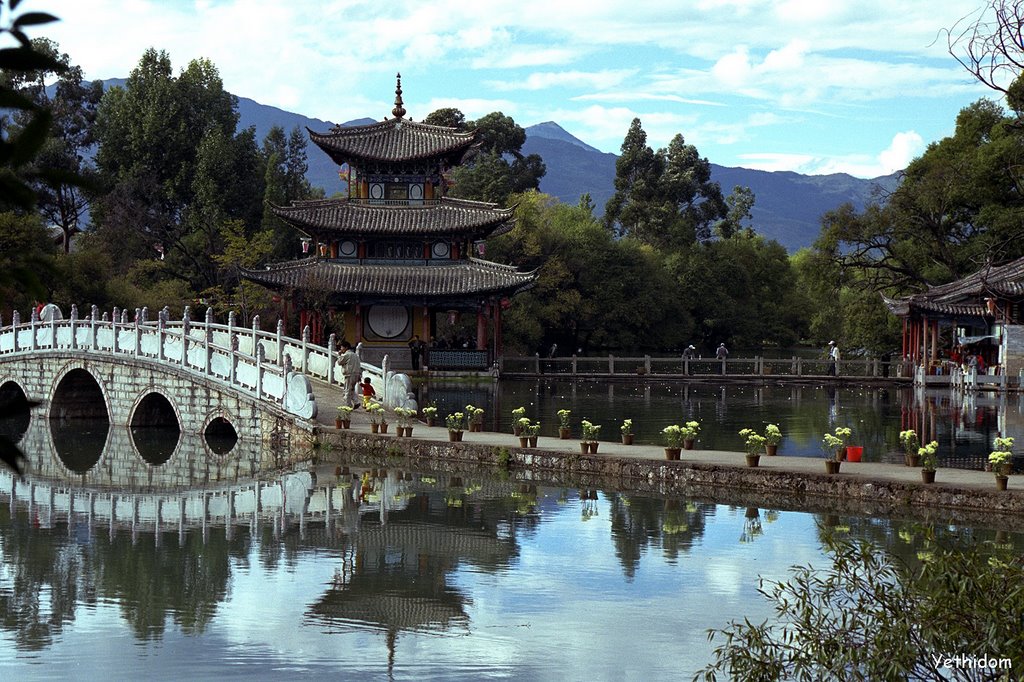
408 334 424 371
682 345 696 374
715 343 728 375
827 340 839 376
339 340 361 408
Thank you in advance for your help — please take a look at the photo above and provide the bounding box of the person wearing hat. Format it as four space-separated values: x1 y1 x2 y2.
827 340 839 376
715 342 729 375
682 344 696 374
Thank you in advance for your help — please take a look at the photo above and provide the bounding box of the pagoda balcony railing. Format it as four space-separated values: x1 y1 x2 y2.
349 198 440 207
329 257 457 267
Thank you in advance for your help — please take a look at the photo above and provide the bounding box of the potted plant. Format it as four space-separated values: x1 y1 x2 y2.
989 436 1014 491
466 404 484 432
446 411 465 442
511 407 527 435
395 407 415 437
525 421 541 447
739 428 766 467
621 419 634 445
557 409 572 439
919 440 938 484
580 420 601 453
899 429 920 467
681 421 700 449
764 423 782 456
516 417 532 447
822 427 851 474
422 405 438 427
336 405 353 429
367 401 387 433
663 425 683 460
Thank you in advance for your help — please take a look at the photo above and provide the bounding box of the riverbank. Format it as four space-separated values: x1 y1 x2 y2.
314 417 1024 522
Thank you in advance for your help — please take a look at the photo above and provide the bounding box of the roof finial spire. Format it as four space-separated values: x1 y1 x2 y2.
392 72 406 120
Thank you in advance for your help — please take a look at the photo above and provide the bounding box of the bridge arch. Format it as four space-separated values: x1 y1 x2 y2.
50 367 109 422
129 391 181 466
203 413 238 456
48 367 110 474
0 379 31 445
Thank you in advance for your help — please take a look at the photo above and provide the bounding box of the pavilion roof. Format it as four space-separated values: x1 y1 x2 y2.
309 118 477 166
882 256 1024 319
241 257 536 303
269 197 514 239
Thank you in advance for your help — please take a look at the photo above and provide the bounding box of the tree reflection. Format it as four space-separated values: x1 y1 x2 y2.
607 493 714 577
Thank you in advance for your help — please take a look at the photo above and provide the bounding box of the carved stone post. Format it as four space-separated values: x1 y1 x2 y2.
302 325 310 373
327 333 336 384
276 319 285 365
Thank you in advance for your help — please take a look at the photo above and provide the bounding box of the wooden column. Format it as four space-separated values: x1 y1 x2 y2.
355 303 363 343
494 303 503 357
476 306 487 350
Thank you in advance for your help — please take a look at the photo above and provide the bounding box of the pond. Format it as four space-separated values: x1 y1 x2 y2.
418 379 1024 470
0 426 1020 680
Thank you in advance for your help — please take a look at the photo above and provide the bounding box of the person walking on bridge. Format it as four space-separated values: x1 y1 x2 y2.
715 343 729 375
339 340 361 408
827 340 840 376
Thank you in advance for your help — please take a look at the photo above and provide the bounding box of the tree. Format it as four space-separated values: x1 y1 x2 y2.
604 119 729 248
698 533 1024 681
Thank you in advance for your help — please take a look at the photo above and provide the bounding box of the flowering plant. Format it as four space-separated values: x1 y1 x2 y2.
899 429 920 455
620 419 633 435
337 405 354 417
739 428 767 456
989 436 1014 476
394 406 414 427
524 421 541 437
446 411 465 432
557 409 572 429
580 419 601 442
422 406 437 419
516 416 532 433
663 425 684 448
680 420 700 441
512 406 526 420
764 424 782 446
918 440 938 472
822 427 851 459
466 404 484 423
366 401 386 424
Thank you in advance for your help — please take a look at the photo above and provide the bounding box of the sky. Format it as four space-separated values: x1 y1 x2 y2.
24 0 1007 178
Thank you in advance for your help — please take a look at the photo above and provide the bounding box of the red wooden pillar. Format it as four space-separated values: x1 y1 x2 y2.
494 303 503 357
476 306 487 350
901 318 907 359
354 303 363 343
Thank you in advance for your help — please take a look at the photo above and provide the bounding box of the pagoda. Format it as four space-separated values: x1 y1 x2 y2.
242 75 536 370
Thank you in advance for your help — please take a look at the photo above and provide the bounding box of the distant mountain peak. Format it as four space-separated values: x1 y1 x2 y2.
525 122 604 155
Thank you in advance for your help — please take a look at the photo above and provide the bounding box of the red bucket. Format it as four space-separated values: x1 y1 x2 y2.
846 446 863 463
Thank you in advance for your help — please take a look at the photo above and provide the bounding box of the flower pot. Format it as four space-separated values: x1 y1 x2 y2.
405 427 414 438
683 439 695 450
905 453 920 467
521 437 531 448
746 454 760 468
380 423 389 434
580 442 589 454
449 430 462 442
559 427 571 439
588 442 599 454
765 444 777 456
621 433 634 445
665 447 681 460
846 446 863 463
513 425 522 436
996 475 1009 491
471 422 482 432
921 469 936 484
371 423 380 434
335 418 343 429
426 417 436 427
825 460 841 474
529 435 538 447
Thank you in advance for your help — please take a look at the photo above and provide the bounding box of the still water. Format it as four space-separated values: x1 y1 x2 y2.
420 379 1024 470
0 440 1020 680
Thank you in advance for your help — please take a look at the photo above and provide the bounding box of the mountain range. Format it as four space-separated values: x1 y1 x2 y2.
111 83 899 251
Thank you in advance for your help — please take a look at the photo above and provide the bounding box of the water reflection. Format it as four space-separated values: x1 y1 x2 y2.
421 379 1024 469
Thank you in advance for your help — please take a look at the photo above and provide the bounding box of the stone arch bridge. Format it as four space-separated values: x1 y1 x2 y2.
1 305 412 472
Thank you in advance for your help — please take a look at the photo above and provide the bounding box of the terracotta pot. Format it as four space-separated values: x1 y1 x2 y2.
513 425 522 436
825 459 841 475
426 417 436 427
529 435 538 447
921 469 936 484
449 430 461 442
521 437 531 448
405 427 414 438
746 454 760 468
580 442 589 454
996 475 1009 491
559 427 571 439
621 434 634 445
765 444 777 456
471 422 482 432
589 442 599 454
905 453 920 468
380 423 389 434
370 423 379 434
665 447 681 460
683 439 695 450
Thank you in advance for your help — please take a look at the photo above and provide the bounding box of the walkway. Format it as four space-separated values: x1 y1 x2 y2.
329 407 1015 494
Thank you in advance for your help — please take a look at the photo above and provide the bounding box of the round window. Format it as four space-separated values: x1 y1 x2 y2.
369 183 384 199
432 241 450 258
367 305 410 339
339 240 357 257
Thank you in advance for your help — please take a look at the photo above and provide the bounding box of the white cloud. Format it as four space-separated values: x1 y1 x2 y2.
739 130 925 178
487 69 636 92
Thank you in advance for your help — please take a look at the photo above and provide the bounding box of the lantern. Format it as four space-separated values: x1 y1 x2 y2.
301 237 311 254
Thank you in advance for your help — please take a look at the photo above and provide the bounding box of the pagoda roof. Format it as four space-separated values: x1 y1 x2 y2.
241 257 536 303
309 118 477 166
882 256 1024 319
269 197 515 239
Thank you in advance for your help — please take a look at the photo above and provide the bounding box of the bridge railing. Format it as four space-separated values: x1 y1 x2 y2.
0 305 316 420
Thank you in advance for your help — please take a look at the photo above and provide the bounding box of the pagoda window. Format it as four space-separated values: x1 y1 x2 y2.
337 240 358 259
367 240 424 260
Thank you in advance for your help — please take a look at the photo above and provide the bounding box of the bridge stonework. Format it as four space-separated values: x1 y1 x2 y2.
0 353 311 470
